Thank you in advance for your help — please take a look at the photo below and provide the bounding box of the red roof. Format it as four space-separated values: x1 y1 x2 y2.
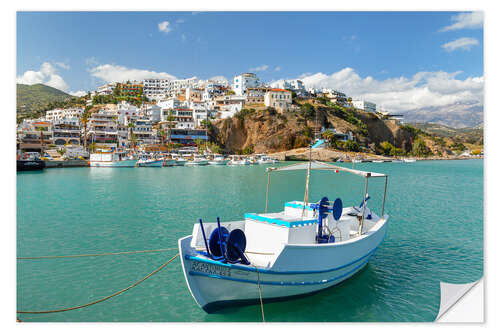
270 88 290 92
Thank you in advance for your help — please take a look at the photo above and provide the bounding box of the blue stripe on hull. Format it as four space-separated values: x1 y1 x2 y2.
189 254 372 286
200 259 370 313
185 242 381 275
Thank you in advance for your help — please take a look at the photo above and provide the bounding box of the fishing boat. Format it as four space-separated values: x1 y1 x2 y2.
208 155 229 165
17 152 46 171
89 149 138 167
257 155 274 164
163 159 177 167
228 156 250 165
136 154 163 167
179 159 389 313
186 155 209 166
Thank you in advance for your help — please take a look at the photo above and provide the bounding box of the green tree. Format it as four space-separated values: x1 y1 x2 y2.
412 138 431 157
344 140 360 152
379 141 394 156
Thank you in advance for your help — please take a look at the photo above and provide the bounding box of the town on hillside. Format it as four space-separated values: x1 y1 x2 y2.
16 72 483 168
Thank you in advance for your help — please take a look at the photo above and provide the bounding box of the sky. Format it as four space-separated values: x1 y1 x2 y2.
16 11 484 114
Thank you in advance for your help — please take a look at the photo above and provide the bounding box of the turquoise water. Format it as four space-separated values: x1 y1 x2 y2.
17 160 483 322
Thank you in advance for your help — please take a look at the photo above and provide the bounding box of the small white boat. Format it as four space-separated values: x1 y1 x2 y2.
228 156 250 165
391 159 404 163
137 154 163 167
372 160 384 163
163 159 177 167
179 160 389 313
90 149 138 167
257 155 274 164
403 158 416 163
208 155 229 165
186 155 209 166
175 158 187 166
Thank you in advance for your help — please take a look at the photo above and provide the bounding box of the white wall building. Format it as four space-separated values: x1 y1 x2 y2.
264 89 292 112
233 73 260 95
271 79 306 96
45 108 84 122
96 83 117 96
143 79 171 101
352 100 377 113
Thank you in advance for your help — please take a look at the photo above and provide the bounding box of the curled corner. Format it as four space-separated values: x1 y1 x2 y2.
435 278 483 322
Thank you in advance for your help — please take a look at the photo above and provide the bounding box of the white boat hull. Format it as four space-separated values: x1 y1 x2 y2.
89 159 137 167
138 160 163 167
208 160 229 165
178 216 388 313
186 161 208 166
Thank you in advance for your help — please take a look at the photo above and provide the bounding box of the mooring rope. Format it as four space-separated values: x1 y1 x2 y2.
254 265 266 322
17 247 179 260
17 253 179 314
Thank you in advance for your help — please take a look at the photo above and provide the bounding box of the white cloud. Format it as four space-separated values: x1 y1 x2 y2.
16 62 69 91
249 64 269 72
208 75 228 84
89 64 177 83
181 33 187 42
55 62 70 70
274 66 281 72
69 90 87 97
442 37 479 52
440 12 483 32
158 21 172 34
277 67 483 114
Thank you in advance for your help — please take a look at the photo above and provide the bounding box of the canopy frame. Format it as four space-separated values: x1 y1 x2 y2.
265 158 388 234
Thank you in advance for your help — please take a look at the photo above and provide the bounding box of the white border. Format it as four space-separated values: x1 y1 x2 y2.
3 1 497 332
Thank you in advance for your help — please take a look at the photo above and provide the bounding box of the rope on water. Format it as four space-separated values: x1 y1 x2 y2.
17 247 179 260
17 253 179 314
254 265 265 322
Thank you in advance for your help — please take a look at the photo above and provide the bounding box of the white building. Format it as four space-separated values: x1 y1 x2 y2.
45 108 84 122
143 79 171 101
233 73 260 95
264 89 292 112
96 83 117 96
165 77 199 97
271 79 306 96
352 100 377 113
142 104 163 123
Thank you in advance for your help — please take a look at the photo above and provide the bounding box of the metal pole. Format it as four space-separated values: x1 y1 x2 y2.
265 172 270 214
359 176 369 235
302 145 312 217
381 176 388 217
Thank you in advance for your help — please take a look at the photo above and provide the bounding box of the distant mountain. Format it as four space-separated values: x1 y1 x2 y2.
410 122 483 145
401 104 483 129
17 84 73 121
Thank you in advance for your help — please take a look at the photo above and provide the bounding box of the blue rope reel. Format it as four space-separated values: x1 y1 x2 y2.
224 229 250 265
332 198 343 221
209 226 229 259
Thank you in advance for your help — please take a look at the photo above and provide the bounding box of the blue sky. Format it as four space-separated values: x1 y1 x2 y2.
16 11 483 114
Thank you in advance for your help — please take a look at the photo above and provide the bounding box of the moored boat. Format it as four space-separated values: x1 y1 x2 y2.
186 155 209 166
89 149 138 167
17 152 46 171
208 155 229 165
179 160 389 313
403 158 416 163
137 154 163 167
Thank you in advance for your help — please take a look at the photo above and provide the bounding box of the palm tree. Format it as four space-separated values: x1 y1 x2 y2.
128 120 135 151
81 112 89 150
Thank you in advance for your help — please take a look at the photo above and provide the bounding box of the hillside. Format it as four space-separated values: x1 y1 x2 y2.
16 83 73 122
410 122 483 145
209 98 481 158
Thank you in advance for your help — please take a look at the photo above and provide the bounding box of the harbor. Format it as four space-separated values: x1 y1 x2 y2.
16 159 483 322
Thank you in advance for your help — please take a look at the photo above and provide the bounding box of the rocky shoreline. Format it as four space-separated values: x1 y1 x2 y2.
267 147 483 162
